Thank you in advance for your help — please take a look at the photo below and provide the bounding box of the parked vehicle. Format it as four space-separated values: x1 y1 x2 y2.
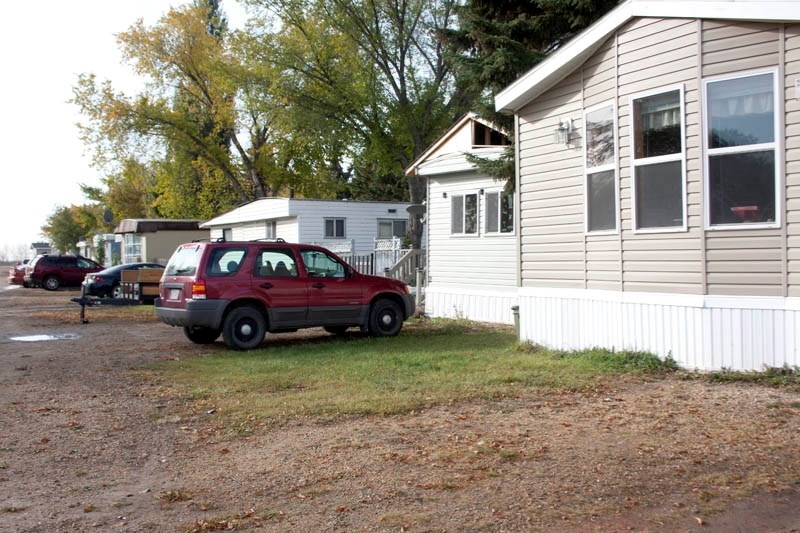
155 239 416 350
82 262 165 298
25 254 103 291
7 260 29 286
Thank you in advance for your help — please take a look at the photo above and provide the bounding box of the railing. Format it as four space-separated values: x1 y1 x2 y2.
384 248 426 285
340 253 375 275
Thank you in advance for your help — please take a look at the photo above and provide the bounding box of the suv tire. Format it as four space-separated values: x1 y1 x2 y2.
43 275 61 291
184 326 221 344
369 299 402 337
223 306 266 350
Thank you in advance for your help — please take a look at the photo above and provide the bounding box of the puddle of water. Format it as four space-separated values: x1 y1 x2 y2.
10 333 81 342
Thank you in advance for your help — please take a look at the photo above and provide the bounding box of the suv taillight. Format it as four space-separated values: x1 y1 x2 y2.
192 279 207 300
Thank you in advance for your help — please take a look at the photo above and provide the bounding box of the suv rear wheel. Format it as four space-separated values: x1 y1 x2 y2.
184 326 221 344
43 275 61 291
369 299 402 337
223 306 266 350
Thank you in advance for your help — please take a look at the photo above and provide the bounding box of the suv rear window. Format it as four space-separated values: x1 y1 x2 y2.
206 247 247 276
165 245 203 276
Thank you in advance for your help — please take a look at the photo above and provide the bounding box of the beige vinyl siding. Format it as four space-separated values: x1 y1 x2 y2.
703 21 783 296
702 21 780 77
518 17 793 298
614 17 705 294
787 24 800 296
518 70 585 289
582 37 621 290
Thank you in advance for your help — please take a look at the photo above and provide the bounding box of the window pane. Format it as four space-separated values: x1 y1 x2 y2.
451 196 463 233
500 191 514 233
709 151 775 225
586 106 615 168
325 219 334 237
465 194 478 234
392 220 407 237
634 90 681 159
378 221 392 238
588 170 616 231
709 73 774 148
486 192 499 233
335 219 345 237
635 161 683 228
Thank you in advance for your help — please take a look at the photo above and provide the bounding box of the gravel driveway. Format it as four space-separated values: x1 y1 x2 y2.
1 280 799 532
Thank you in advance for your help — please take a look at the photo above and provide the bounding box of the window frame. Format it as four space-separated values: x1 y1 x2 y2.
264 221 276 240
702 68 781 230
324 217 346 239
123 233 142 263
377 218 408 239
483 189 515 235
450 192 479 236
583 101 618 235
629 84 687 234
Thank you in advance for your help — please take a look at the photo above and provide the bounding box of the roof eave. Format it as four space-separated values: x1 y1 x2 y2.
494 0 800 114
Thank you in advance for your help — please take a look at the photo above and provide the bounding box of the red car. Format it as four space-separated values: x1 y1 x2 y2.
24 254 103 291
7 261 28 286
155 239 415 350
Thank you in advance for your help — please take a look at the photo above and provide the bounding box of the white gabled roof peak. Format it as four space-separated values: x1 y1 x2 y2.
495 0 800 113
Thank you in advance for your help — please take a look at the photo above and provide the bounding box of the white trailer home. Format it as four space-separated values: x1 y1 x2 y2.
495 0 800 370
406 113 518 324
200 197 413 255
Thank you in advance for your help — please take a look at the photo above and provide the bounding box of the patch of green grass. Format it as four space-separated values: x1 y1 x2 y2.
143 320 676 428
696 365 800 388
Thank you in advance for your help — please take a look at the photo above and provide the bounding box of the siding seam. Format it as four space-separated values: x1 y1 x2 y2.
616 31 624 292
581 65 588 289
780 23 789 297
698 19 708 295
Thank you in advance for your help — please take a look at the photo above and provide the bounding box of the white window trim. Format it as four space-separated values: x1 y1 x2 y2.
450 192 480 237
629 84 687 234
702 68 781 231
324 217 347 239
483 188 516 236
583 101 618 235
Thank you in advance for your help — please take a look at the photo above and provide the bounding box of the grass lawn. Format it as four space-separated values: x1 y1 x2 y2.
145 318 678 428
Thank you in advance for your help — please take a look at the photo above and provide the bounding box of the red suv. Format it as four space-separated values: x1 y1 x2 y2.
155 240 416 350
25 254 103 291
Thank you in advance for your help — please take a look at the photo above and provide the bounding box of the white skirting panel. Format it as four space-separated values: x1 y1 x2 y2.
425 284 518 325
518 287 800 372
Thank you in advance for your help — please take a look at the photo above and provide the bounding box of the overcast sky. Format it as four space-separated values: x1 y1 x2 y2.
0 0 245 258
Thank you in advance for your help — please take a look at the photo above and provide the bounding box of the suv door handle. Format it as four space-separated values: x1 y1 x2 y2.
312 282 325 289
259 282 274 289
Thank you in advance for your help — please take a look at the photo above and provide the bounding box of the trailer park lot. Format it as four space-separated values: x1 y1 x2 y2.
1 278 799 532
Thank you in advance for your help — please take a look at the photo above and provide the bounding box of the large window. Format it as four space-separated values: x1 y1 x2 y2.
631 87 685 230
485 190 514 233
378 219 407 239
451 193 478 235
584 104 617 232
123 234 142 263
704 70 778 227
324 218 346 238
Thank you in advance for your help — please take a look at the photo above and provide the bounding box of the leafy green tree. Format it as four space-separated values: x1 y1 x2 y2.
443 0 619 184
243 0 467 247
71 1 323 222
42 206 99 254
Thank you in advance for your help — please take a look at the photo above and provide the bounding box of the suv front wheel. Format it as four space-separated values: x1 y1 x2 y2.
223 306 267 350
369 299 403 337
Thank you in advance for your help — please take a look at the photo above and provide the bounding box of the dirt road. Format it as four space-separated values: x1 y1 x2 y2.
1 280 799 532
